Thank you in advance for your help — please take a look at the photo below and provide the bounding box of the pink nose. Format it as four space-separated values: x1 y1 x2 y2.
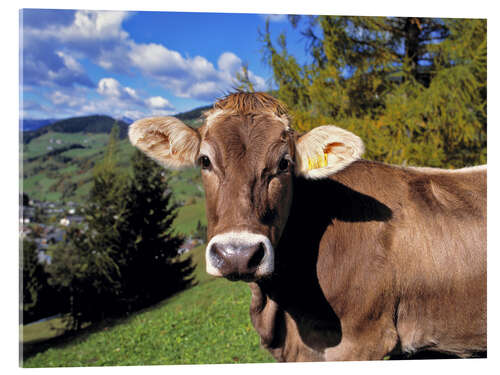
205 232 275 280
209 241 266 280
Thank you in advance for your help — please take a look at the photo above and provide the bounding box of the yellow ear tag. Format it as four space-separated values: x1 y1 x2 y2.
307 153 328 170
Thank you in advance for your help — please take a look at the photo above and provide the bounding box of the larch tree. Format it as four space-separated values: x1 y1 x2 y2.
259 16 486 168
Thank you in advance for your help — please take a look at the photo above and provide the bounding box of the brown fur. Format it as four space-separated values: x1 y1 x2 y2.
247 160 486 361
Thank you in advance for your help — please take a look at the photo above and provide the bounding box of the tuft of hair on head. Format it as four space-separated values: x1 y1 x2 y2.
205 91 290 119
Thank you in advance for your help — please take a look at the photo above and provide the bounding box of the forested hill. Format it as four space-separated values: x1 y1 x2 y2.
21 107 210 218
22 115 130 144
175 105 212 124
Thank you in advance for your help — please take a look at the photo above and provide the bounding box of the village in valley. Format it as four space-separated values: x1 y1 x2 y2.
20 195 85 264
20 193 203 266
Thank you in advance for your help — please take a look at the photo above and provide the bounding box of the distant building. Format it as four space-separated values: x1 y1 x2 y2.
37 250 52 264
60 215 84 226
21 206 35 221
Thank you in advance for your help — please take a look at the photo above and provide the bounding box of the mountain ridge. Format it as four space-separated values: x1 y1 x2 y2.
21 104 213 144
22 115 130 144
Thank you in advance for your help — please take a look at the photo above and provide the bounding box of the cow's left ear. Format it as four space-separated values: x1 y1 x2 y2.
129 116 200 169
295 125 365 179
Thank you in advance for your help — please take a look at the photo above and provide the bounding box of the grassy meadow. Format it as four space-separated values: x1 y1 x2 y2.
21 245 276 367
21 129 207 237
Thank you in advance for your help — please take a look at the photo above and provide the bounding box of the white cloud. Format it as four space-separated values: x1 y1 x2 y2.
247 70 268 91
49 90 86 107
96 77 173 114
218 52 242 75
184 81 220 99
51 10 129 43
97 78 122 97
22 9 269 116
146 96 173 109
128 45 267 101
96 77 148 104
55 51 84 73
23 10 133 78
124 87 139 100
129 42 187 76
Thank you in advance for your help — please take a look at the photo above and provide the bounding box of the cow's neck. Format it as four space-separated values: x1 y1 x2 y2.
249 173 353 361
249 161 394 361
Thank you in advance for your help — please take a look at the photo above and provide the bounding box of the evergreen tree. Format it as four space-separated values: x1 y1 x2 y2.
47 124 126 329
21 239 46 323
47 129 195 329
117 150 195 309
261 16 486 168
21 239 63 324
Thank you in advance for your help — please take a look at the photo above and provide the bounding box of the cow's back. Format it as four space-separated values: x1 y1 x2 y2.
317 160 487 357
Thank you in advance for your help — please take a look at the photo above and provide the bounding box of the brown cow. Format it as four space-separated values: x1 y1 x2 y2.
129 92 487 361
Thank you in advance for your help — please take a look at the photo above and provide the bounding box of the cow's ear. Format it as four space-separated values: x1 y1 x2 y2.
129 117 200 169
295 125 364 179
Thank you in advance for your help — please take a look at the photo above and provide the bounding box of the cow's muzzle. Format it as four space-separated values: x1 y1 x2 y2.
205 231 274 281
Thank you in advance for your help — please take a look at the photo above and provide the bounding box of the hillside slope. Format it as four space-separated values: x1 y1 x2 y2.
22 278 274 366
22 115 130 144
21 110 208 235
22 245 275 367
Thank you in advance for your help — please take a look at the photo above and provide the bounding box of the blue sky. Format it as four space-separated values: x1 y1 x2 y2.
20 9 311 120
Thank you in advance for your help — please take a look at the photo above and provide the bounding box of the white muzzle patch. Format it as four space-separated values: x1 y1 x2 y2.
205 231 274 277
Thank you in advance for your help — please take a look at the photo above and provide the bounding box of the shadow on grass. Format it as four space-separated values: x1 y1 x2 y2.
20 281 202 364
22 315 130 363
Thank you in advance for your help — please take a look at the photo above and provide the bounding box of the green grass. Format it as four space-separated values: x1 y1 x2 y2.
21 245 275 367
22 280 274 367
182 244 214 285
174 198 207 236
22 132 109 160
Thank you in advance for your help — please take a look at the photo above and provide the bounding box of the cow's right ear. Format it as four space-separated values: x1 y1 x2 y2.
129 117 201 169
294 125 364 179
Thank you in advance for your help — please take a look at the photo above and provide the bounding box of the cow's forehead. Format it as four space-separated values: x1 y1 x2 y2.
200 112 290 162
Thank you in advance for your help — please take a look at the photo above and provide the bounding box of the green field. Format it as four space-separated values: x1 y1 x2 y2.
21 246 275 367
22 128 207 237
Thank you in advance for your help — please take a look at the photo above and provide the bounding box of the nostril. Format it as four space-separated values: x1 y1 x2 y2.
210 243 225 269
247 242 266 270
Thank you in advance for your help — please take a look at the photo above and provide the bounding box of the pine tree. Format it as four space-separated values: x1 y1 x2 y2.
21 239 47 323
47 124 127 329
117 150 195 309
21 238 67 324
261 16 486 168
47 125 195 329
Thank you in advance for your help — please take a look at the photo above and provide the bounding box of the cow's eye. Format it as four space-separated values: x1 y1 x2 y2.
199 155 211 170
278 157 289 172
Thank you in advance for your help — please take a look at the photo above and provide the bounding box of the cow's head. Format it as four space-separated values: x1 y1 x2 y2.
129 92 364 282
